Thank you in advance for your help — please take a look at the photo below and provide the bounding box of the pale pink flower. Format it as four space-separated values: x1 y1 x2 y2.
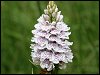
30 1 73 71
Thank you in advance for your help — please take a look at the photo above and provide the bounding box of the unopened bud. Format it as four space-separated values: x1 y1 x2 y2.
52 12 56 17
44 9 48 14
49 8 52 13
55 7 58 12
56 11 61 21
48 5 51 9
49 1 54 6
52 4 56 11
59 15 63 22
51 1 54 6
43 14 50 21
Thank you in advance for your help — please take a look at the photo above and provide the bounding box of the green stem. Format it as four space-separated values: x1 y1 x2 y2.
50 14 52 23
51 64 59 74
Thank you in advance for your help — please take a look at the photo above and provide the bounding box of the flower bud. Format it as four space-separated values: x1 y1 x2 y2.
52 4 56 11
55 7 58 12
44 9 48 14
52 12 56 17
49 8 52 13
49 1 54 7
48 5 51 9
56 11 61 21
59 15 63 22
43 14 50 21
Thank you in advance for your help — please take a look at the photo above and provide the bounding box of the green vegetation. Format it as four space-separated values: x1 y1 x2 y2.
1 1 99 74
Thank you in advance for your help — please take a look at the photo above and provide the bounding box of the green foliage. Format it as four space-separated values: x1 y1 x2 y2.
1 1 99 74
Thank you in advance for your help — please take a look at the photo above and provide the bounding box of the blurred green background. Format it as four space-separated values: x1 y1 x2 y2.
1 1 99 74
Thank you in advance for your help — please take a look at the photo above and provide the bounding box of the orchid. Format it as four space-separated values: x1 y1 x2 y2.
30 1 73 74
